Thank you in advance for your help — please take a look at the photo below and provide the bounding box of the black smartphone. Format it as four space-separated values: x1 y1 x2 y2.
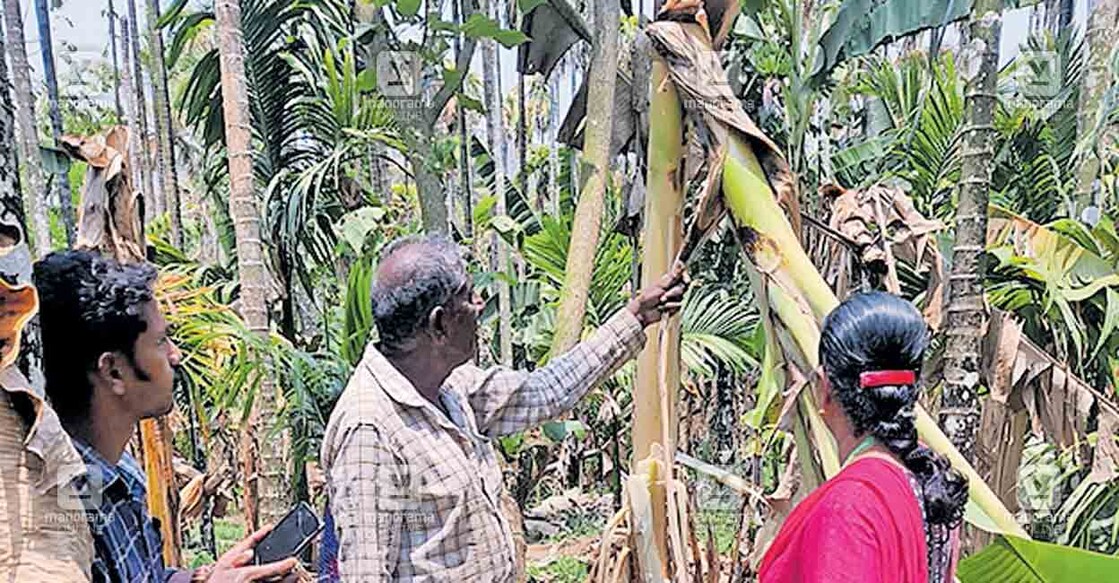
253 501 323 565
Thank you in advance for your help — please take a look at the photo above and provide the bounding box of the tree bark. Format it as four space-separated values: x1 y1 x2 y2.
939 0 1002 463
32 0 74 246
108 0 123 120
214 0 288 529
0 14 45 391
119 16 148 227
549 0 619 355
1074 0 1119 216
125 0 158 222
146 0 184 247
453 0 473 237
2 0 51 257
480 0 512 365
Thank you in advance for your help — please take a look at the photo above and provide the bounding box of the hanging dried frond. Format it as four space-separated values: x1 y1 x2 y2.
62 126 146 263
819 182 948 327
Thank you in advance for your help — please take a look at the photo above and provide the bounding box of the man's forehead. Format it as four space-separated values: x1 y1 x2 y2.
142 300 168 332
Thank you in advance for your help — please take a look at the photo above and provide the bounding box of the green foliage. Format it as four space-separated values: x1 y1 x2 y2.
814 0 968 84
526 556 588 583
958 535 1119 582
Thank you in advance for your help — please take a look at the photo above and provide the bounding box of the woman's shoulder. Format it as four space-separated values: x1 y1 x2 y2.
808 457 918 515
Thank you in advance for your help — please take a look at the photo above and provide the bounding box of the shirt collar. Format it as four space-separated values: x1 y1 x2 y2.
71 437 147 502
360 343 464 433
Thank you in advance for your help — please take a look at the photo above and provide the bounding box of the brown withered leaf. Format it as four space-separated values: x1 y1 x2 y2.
0 281 37 370
646 20 800 252
63 126 146 263
983 309 1119 482
820 183 947 328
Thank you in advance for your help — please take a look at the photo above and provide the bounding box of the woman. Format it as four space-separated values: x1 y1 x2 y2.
760 292 968 583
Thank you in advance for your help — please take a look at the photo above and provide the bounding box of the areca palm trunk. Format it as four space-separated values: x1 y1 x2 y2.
108 0 123 120
125 0 158 221
549 0 620 355
480 0 512 365
214 0 288 529
939 0 1002 464
2 0 51 256
1075 0 1119 214
119 17 147 225
146 0 184 247
33 0 75 246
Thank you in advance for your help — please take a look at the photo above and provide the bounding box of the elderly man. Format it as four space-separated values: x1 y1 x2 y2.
322 234 685 581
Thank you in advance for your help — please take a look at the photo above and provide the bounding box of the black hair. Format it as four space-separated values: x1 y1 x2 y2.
371 234 468 353
819 291 967 528
32 250 158 422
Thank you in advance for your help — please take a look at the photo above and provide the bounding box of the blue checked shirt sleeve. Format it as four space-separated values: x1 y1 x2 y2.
327 425 404 582
457 309 646 437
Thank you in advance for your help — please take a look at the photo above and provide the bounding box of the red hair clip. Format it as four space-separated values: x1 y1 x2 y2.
859 370 916 388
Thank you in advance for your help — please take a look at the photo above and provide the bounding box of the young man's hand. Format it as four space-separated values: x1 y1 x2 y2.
204 525 299 582
627 262 688 327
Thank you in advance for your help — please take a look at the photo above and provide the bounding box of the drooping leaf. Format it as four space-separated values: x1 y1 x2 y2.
462 14 530 48
813 0 970 84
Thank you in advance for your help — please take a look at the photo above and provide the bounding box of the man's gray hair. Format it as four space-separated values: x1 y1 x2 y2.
371 234 469 352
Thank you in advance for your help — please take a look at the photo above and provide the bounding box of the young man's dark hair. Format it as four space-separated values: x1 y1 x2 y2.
33 250 159 422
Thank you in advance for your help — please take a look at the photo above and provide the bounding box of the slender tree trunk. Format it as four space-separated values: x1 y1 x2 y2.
214 0 288 529
516 50 527 192
453 0 472 237
146 0 184 247
939 0 1002 463
547 73 559 214
108 0 123 121
1075 0 1119 216
126 0 160 221
3 0 51 257
119 17 148 226
549 0 620 355
0 16 45 393
481 0 512 365
33 0 74 246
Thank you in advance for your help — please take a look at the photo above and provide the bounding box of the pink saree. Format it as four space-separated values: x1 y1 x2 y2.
759 457 955 583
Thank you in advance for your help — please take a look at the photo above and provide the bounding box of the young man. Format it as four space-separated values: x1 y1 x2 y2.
321 234 686 581
34 250 297 583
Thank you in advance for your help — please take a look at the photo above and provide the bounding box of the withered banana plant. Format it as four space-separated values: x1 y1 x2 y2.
642 0 1025 560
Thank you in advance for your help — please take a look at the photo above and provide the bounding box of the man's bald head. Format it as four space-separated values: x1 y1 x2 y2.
371 235 470 352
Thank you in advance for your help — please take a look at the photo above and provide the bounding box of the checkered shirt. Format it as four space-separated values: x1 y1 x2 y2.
321 309 645 582
71 438 176 583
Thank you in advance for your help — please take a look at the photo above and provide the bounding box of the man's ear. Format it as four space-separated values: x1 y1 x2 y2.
428 306 447 342
96 352 128 396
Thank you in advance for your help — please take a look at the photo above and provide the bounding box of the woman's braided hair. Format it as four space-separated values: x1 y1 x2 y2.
819 292 968 527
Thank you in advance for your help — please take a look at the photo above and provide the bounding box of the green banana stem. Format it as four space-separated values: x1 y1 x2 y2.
721 131 1027 538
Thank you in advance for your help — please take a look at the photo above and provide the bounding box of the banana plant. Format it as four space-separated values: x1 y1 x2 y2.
644 13 1026 543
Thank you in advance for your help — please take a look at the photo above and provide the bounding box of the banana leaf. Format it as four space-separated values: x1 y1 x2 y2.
957 535 1119 582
